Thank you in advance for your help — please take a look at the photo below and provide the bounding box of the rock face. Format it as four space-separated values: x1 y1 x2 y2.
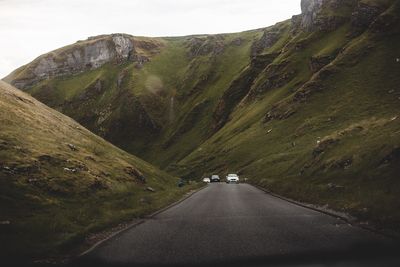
300 0 325 30
246 60 296 101
292 0 356 33
112 35 134 61
251 30 280 56
309 54 336 72
5 34 161 90
294 0 389 34
186 35 225 57
351 2 385 35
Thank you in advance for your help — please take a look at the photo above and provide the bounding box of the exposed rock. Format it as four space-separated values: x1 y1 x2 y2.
246 61 296 101
326 157 353 170
186 35 225 57
251 30 280 56
291 15 303 35
112 35 134 62
38 35 132 80
292 0 354 33
265 65 296 89
146 187 156 192
63 167 77 173
291 64 338 104
67 143 78 151
65 160 88 172
313 138 339 157
264 103 297 123
369 8 399 34
351 2 384 36
125 166 146 183
133 55 150 69
300 0 325 31
293 81 321 102
230 38 243 46
315 15 347 32
6 34 161 90
1 166 14 175
309 54 336 72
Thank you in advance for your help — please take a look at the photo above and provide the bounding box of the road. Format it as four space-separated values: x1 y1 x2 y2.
77 183 400 267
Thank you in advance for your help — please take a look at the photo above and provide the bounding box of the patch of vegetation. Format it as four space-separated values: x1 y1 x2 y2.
0 81 201 263
4 0 400 239
176 5 400 231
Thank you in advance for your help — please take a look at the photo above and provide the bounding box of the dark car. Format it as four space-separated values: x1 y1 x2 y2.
210 175 220 182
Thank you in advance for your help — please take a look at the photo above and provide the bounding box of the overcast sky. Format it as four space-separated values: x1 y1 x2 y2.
0 0 301 78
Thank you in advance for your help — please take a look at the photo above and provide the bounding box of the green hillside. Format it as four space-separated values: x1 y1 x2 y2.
4 0 400 230
0 81 196 261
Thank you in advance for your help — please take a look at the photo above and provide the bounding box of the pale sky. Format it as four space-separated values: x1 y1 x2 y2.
0 0 301 78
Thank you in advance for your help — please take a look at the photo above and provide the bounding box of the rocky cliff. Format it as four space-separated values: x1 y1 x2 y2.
293 0 392 34
4 34 163 89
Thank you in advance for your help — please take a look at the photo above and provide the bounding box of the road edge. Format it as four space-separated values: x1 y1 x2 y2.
252 184 400 240
78 184 208 257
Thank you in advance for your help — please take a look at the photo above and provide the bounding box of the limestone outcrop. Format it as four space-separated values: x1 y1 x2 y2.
4 34 162 89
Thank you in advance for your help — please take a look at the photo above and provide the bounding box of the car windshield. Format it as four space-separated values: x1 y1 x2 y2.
228 174 237 177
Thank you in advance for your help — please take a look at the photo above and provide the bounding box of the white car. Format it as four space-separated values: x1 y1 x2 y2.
211 175 220 183
203 177 211 183
226 174 239 184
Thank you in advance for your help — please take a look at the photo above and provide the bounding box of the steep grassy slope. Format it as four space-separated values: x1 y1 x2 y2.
0 80 194 261
4 30 270 167
175 0 400 230
4 0 400 230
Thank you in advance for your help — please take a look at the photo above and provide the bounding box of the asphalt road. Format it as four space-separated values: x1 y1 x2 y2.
77 183 400 267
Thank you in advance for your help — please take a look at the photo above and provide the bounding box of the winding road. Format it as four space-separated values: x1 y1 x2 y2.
77 183 400 267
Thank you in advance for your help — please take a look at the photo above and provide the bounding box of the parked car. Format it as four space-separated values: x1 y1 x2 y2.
226 174 239 184
203 177 211 183
211 175 220 182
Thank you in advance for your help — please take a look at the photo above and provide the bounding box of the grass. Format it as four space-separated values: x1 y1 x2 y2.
0 81 201 262
3 0 400 241
176 11 400 230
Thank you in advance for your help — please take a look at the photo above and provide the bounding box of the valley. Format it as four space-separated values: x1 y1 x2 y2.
1 0 400 263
